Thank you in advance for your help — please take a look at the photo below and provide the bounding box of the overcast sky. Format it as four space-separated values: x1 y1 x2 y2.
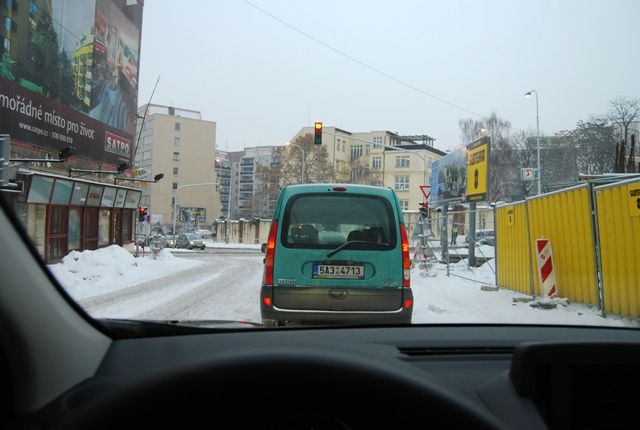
137 0 640 152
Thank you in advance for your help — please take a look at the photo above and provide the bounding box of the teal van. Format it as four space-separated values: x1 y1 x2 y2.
260 184 413 326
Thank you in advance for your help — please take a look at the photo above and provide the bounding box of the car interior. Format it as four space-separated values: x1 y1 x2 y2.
2 192 640 429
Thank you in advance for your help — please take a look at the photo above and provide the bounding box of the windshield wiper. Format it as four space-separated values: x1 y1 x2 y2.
98 318 263 338
327 241 388 258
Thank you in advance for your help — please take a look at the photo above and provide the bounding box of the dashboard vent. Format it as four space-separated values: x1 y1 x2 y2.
398 346 515 356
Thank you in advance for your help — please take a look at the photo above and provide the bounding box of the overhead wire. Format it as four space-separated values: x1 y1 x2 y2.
243 0 482 118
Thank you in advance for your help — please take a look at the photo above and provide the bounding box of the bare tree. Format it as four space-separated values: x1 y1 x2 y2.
628 134 637 173
258 134 334 189
253 158 283 218
558 119 615 175
609 97 640 148
512 130 538 197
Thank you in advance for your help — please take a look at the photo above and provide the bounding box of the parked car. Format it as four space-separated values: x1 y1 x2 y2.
175 233 206 250
165 234 176 248
260 184 413 326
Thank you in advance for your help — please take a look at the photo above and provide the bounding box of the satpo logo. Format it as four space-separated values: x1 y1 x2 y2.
105 131 131 157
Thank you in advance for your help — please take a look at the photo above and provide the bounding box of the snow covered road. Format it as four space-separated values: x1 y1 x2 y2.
51 245 639 328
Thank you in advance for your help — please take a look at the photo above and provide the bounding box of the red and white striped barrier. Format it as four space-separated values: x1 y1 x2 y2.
536 239 557 298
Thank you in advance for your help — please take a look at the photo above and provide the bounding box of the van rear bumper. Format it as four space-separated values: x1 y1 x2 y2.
260 285 413 325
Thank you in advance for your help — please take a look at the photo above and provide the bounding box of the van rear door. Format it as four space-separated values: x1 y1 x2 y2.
272 192 404 312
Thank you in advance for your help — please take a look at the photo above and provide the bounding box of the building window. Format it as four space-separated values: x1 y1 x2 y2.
396 155 410 168
372 156 382 169
172 182 178 190
173 152 180 161
174 137 180 146
173 167 179 176
399 200 409 211
351 144 363 160
29 0 37 14
373 136 383 148
2 37 10 52
395 176 409 191
174 122 181 131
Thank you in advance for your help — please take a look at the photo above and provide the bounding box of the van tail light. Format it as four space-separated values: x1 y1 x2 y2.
263 220 278 286
400 223 411 288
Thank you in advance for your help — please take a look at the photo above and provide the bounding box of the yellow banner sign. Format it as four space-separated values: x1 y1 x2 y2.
466 139 489 201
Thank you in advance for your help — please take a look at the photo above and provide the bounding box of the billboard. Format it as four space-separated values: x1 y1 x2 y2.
0 0 143 166
430 147 468 205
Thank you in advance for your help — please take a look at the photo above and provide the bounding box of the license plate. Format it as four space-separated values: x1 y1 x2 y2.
312 264 364 279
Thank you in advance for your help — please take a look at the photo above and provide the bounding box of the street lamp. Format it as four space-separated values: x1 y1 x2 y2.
285 141 305 184
524 90 541 195
172 182 217 246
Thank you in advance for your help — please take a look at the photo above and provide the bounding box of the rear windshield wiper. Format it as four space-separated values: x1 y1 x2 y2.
327 241 388 258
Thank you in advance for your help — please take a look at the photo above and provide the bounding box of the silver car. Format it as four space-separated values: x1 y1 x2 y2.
175 233 206 250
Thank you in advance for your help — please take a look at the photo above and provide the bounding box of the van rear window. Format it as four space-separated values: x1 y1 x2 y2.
281 194 396 249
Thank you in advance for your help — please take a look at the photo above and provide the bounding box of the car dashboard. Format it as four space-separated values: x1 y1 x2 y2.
13 324 640 430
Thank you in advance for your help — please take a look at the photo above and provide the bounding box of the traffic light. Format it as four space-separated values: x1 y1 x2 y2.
314 121 323 145
138 207 147 222
419 202 429 217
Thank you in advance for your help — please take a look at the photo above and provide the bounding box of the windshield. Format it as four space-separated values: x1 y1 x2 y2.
0 0 638 331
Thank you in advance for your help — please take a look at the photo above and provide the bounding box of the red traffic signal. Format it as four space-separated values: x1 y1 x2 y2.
314 122 323 145
138 207 148 222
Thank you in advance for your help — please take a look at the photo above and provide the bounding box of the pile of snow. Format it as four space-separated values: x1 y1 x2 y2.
49 245 204 301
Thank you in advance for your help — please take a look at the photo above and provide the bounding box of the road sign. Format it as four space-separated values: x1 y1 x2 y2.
419 185 431 202
521 168 536 181
536 239 558 298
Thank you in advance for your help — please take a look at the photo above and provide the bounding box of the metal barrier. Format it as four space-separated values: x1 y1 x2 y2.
595 178 640 318
527 184 599 305
496 184 602 309
496 202 533 295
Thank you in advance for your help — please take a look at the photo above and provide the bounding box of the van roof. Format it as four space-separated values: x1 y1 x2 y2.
273 183 402 222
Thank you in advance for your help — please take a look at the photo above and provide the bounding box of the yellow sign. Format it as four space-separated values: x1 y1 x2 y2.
629 184 640 217
466 139 489 201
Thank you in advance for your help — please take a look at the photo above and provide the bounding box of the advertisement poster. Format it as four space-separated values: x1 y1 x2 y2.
429 147 468 205
0 0 144 166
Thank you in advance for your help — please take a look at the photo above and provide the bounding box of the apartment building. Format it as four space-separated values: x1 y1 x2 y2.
237 146 279 219
289 127 445 212
134 104 219 231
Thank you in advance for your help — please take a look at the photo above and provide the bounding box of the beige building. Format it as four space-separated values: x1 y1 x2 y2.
134 104 219 231
290 127 445 211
